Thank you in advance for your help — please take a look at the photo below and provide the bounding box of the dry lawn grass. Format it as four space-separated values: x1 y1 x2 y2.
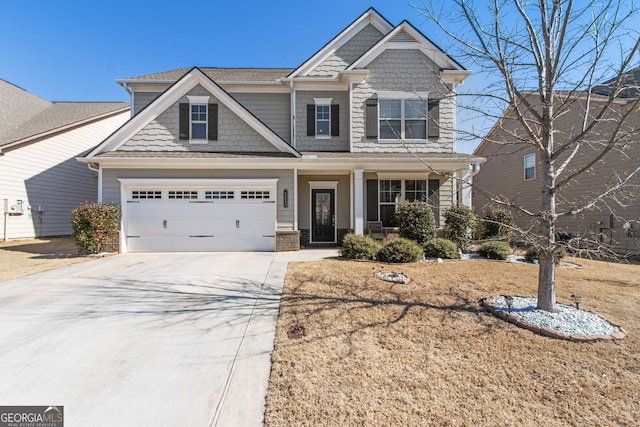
265 258 640 426
0 237 89 283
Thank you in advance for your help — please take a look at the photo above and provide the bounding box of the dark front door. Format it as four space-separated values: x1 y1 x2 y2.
312 189 335 242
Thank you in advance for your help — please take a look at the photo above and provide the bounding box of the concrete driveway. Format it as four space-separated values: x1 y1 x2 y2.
0 250 336 426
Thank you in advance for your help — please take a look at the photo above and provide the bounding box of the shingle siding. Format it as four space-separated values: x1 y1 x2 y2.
118 85 279 153
351 49 454 153
311 24 385 76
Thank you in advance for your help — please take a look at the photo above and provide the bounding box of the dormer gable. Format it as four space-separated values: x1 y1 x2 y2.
288 8 394 78
87 68 300 158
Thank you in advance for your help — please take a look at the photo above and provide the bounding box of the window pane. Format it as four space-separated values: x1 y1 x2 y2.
317 120 330 135
380 100 401 118
379 180 401 203
380 120 401 139
405 120 426 139
192 123 206 139
524 154 535 168
416 180 426 191
191 105 198 113
406 180 416 191
405 100 426 118
525 167 535 180
380 205 397 227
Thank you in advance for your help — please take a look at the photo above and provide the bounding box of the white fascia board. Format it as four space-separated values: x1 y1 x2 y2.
88 68 300 158
289 10 394 78
1 107 130 152
347 22 466 72
79 155 484 172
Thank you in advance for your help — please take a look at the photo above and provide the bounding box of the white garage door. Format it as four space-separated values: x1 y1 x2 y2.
121 179 277 252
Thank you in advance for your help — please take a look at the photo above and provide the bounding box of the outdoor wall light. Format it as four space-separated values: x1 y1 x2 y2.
283 189 288 208
571 294 582 310
504 295 514 313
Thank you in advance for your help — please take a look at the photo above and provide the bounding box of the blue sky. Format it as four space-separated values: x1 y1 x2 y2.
0 0 495 153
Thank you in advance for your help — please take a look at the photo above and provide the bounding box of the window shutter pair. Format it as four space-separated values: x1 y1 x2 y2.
306 104 340 136
178 103 218 140
365 97 440 139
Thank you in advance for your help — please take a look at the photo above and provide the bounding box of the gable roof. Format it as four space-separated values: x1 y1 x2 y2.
0 79 129 149
0 79 52 141
88 67 300 158
117 68 294 84
287 8 394 78
347 20 468 75
591 66 640 99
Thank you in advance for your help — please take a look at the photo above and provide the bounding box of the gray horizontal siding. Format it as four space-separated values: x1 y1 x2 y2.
231 93 291 144
133 92 161 115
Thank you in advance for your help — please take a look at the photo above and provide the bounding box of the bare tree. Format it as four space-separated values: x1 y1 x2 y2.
414 0 640 312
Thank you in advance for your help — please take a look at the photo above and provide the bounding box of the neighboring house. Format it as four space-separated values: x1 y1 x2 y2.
81 8 484 252
473 68 640 254
0 79 129 240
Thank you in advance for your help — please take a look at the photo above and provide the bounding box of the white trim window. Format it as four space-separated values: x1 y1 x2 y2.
314 98 332 139
186 95 210 143
379 99 427 140
378 179 428 226
524 153 536 180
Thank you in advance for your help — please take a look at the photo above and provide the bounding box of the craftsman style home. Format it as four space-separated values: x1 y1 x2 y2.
82 8 483 252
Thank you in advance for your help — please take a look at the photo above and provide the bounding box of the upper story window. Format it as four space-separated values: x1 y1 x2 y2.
316 105 330 136
307 98 339 139
524 153 536 180
191 104 207 139
380 99 427 140
179 95 218 143
366 92 439 141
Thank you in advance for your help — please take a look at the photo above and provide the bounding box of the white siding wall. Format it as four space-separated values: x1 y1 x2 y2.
0 112 129 240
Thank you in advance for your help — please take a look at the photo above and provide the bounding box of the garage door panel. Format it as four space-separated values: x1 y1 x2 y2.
124 184 277 252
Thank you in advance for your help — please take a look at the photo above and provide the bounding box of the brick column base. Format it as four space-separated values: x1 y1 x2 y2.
276 230 300 251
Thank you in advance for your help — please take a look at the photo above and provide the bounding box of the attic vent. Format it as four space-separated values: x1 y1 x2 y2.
390 30 414 43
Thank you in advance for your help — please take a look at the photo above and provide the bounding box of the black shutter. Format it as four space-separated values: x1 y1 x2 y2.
307 104 315 136
179 103 189 140
428 100 440 138
208 103 218 140
366 179 379 222
331 104 339 136
428 179 441 227
366 97 378 139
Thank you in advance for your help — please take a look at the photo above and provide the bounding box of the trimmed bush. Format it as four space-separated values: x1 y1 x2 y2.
478 241 511 260
393 202 436 245
71 202 121 255
340 234 379 260
423 238 459 259
376 238 423 264
525 246 566 265
444 205 477 251
481 206 515 240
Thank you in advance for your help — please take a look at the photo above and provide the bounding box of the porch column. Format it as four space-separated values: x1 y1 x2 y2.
354 168 364 235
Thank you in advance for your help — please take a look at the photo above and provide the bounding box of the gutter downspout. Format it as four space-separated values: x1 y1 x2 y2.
461 162 481 207
121 82 134 117
290 80 296 148
87 163 102 202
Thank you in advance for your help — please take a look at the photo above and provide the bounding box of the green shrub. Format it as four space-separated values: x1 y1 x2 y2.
393 202 436 245
340 234 379 260
481 206 515 240
71 202 121 255
444 205 477 251
478 241 511 260
423 238 459 259
376 238 423 264
524 246 566 265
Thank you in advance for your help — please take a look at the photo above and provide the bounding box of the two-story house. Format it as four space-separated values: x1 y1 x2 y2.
81 8 484 252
